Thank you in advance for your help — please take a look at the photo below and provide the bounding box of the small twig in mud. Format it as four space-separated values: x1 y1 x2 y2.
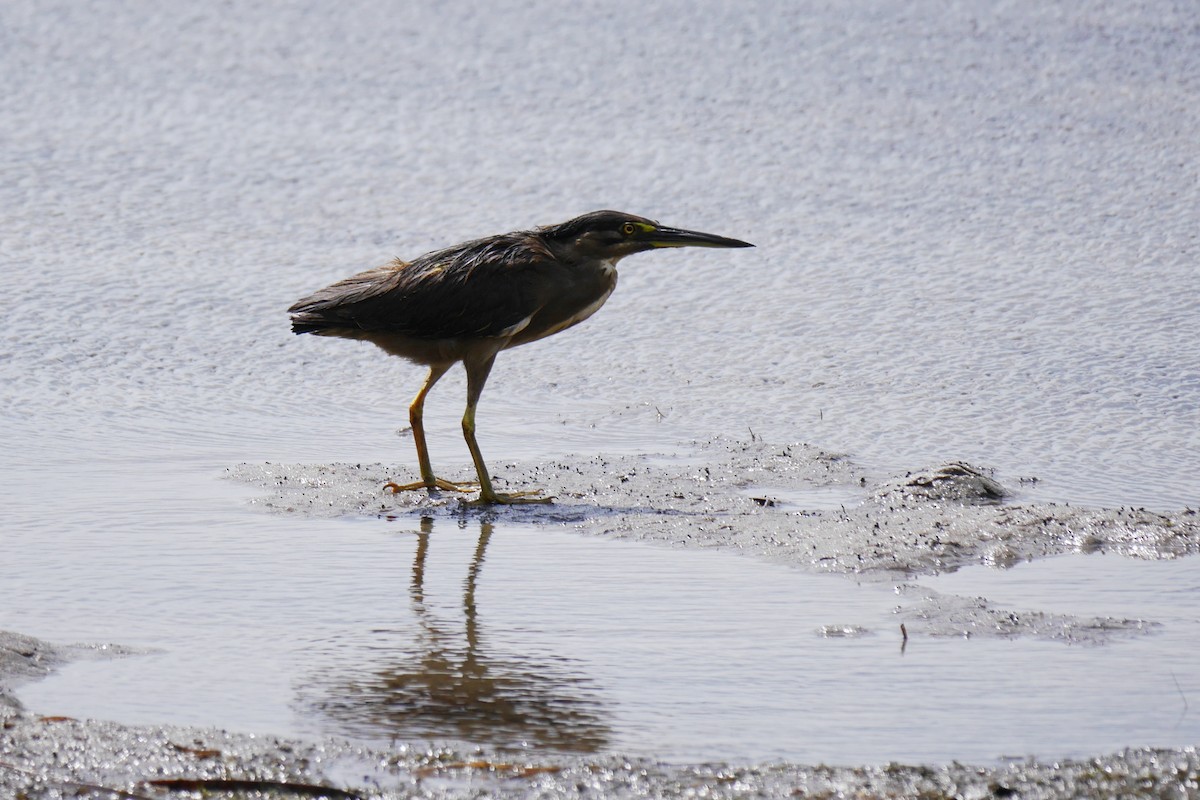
1172 671 1189 725
167 741 222 759
149 777 366 798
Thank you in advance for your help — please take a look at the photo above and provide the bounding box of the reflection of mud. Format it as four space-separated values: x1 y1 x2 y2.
891 584 1158 643
301 518 611 752
233 436 1200 644
0 631 62 710
0 633 141 711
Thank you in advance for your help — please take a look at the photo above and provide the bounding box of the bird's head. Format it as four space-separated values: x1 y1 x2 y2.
539 210 753 263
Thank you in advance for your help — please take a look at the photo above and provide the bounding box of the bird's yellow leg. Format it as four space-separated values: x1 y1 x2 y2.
458 356 552 505
384 364 477 495
460 403 552 505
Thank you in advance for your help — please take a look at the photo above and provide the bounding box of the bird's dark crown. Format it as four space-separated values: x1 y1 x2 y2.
540 210 656 239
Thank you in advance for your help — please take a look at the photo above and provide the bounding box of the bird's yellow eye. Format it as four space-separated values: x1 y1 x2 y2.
621 222 637 236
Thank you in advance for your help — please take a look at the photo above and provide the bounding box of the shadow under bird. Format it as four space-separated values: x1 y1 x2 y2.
288 210 754 504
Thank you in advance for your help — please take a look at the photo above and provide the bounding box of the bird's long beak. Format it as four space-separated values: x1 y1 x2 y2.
646 225 754 249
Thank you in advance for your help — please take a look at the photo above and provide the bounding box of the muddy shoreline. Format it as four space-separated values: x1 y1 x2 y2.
233 436 1198 643
1 703 1197 798
4 438 1198 797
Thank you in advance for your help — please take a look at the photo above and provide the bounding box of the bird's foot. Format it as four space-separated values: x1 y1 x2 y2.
384 477 478 494
462 489 554 506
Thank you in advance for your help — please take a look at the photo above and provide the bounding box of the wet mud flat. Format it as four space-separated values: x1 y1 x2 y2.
0 706 1197 799
4 437 1200 798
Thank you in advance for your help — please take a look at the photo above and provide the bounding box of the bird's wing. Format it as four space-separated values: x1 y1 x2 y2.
288 237 558 340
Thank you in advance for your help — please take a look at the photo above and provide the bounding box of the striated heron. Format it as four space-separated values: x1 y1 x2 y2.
288 210 753 504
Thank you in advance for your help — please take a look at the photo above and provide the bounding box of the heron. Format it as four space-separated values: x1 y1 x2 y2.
288 210 753 504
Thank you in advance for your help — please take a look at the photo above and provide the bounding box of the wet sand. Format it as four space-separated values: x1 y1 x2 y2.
4 439 1198 797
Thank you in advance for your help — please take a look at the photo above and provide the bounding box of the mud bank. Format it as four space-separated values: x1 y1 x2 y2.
1 702 1197 799
230 436 1199 644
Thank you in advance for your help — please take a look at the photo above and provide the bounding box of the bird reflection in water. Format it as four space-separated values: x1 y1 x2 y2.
304 518 611 752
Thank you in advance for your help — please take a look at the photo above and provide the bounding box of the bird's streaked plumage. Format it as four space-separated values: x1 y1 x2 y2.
288 210 753 504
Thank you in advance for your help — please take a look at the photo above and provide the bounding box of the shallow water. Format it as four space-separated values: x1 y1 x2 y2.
2 0 1198 768
6 485 1200 764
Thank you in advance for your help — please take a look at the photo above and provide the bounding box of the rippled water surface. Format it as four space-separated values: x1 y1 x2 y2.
2 0 1198 766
